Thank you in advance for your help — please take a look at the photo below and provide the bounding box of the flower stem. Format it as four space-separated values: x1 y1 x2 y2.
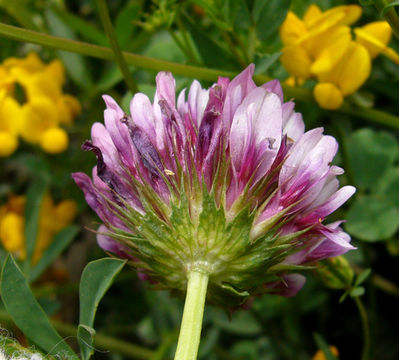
174 270 209 360
96 0 139 94
354 296 370 360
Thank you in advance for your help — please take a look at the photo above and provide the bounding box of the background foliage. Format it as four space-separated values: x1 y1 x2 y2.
1 0 399 359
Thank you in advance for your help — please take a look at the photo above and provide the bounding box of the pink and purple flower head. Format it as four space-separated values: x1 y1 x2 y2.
73 65 355 307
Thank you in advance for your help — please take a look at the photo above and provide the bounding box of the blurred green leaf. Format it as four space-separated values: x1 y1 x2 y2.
24 179 47 267
346 195 399 241
97 63 124 91
211 309 261 335
354 268 372 287
382 0 399 15
29 225 79 283
347 128 398 190
253 0 290 41
0 0 41 30
45 9 92 88
376 167 399 208
359 0 375 5
350 286 365 298
0 255 77 357
52 7 108 46
78 258 126 360
254 52 282 74
115 3 141 48
182 13 238 69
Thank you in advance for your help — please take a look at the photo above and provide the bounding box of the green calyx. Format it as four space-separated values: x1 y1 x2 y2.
105 178 311 308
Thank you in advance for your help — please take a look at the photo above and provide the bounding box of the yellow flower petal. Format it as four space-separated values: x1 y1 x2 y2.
304 24 351 59
0 212 25 259
280 12 307 46
281 45 312 79
20 97 58 143
54 200 77 229
355 23 399 63
57 95 81 125
0 95 22 135
310 29 351 76
24 72 62 102
313 83 343 110
0 132 18 157
310 5 362 31
333 42 371 95
45 59 66 87
39 127 69 154
303 4 322 27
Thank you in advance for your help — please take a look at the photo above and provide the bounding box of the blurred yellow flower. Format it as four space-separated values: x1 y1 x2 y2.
0 194 77 264
280 5 399 110
313 346 339 360
0 52 81 157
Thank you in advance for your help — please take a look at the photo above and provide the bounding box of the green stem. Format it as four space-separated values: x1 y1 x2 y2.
96 0 139 94
1 22 399 130
174 270 209 360
353 296 370 360
0 309 154 360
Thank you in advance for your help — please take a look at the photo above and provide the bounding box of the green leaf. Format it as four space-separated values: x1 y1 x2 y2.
0 0 41 30
346 195 399 242
45 9 92 88
347 129 398 190
354 268 372 287
52 7 108 46
24 180 47 267
254 52 282 74
253 0 291 41
182 13 238 69
382 0 399 15
78 258 126 360
77 324 96 360
376 167 399 209
29 225 79 283
115 3 140 48
359 0 375 5
313 333 339 360
211 309 261 335
1 255 77 357
350 286 365 298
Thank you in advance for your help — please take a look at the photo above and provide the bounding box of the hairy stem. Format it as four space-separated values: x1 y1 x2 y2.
174 270 209 360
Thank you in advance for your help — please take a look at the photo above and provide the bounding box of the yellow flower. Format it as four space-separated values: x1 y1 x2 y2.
0 52 81 156
0 90 22 157
279 4 396 110
313 346 339 360
0 194 77 264
355 21 399 63
40 127 69 154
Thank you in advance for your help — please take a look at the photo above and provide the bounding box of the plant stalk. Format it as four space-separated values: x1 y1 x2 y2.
174 270 209 360
354 296 370 360
96 0 139 94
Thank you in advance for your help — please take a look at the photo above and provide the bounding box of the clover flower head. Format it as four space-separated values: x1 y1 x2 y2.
73 65 355 307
